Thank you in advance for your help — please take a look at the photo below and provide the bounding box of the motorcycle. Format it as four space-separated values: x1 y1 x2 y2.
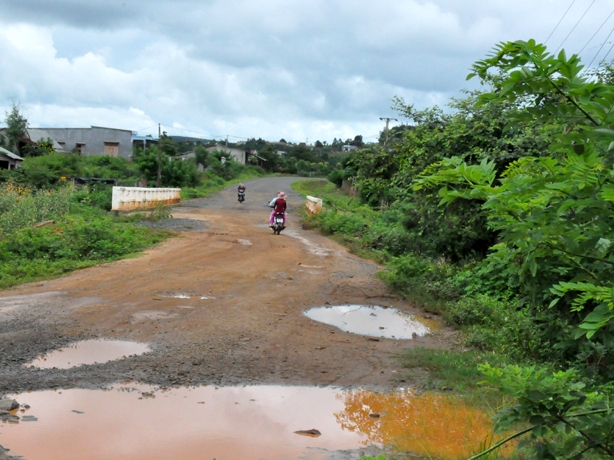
272 211 285 235
238 190 245 203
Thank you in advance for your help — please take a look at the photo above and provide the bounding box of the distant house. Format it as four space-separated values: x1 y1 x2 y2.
342 145 358 152
0 128 65 154
206 144 247 164
178 151 196 161
0 146 23 170
245 150 268 167
132 134 156 150
43 126 134 159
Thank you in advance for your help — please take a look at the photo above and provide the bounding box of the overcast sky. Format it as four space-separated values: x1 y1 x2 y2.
1 0 613 143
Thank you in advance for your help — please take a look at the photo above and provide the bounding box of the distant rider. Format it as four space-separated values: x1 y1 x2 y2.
269 191 287 228
238 183 246 201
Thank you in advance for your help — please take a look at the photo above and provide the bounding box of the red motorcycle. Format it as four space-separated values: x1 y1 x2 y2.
272 212 285 235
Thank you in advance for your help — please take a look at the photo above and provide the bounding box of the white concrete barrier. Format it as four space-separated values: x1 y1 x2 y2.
306 195 323 215
111 187 181 211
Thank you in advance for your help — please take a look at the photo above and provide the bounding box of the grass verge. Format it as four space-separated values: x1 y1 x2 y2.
399 348 510 394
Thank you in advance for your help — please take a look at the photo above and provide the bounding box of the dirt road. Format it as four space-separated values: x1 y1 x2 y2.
0 177 451 395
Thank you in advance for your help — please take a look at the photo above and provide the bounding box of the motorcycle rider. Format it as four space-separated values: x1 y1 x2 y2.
238 183 246 201
269 191 287 228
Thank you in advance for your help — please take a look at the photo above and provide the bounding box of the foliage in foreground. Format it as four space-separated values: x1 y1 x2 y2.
297 39 614 457
418 39 614 460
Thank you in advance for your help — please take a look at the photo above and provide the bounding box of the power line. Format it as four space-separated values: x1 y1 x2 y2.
134 123 160 134
601 40 614 63
556 0 597 53
158 124 252 143
545 0 578 44
588 24 614 67
579 9 614 53
159 124 213 139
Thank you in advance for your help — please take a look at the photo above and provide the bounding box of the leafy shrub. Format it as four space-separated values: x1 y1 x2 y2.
365 223 415 256
133 146 201 187
72 185 113 211
446 295 540 358
318 209 367 235
327 169 344 187
380 254 461 312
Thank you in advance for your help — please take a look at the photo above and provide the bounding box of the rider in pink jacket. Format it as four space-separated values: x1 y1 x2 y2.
269 191 287 227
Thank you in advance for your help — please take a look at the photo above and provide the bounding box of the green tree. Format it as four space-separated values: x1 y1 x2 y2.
133 146 200 187
255 145 280 172
289 144 317 162
349 135 364 147
159 131 179 157
3 103 28 154
194 145 210 167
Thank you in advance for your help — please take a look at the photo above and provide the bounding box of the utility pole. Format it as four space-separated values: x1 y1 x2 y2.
225 135 228 148
379 117 398 149
156 123 162 187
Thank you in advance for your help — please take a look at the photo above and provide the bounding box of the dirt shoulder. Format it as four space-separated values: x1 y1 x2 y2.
0 176 454 394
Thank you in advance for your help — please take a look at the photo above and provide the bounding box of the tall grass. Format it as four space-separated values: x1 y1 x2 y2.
0 182 171 289
0 182 74 234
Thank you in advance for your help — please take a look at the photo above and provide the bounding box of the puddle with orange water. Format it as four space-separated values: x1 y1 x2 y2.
0 386 508 460
24 340 151 369
336 389 514 459
304 305 441 339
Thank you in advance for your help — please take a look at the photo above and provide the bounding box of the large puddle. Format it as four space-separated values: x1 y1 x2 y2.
24 340 151 369
304 305 441 339
0 386 510 460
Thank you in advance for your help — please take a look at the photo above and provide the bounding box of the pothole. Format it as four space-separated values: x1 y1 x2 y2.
0 386 505 460
156 293 215 300
163 293 191 299
304 305 442 339
24 340 151 369
131 311 179 323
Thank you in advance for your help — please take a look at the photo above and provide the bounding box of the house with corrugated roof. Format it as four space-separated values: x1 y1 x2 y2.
0 128 65 155
205 144 247 164
0 146 23 170
44 126 133 159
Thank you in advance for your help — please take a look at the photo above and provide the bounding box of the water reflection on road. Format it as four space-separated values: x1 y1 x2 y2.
304 305 442 339
24 340 151 369
336 389 514 459
1 385 508 460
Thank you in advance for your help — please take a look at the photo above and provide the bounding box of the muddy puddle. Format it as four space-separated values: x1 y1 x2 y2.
0 386 508 460
24 340 151 369
304 306 441 339
156 293 215 300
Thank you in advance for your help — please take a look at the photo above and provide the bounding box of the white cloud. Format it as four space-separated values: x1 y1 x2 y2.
1 0 613 142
